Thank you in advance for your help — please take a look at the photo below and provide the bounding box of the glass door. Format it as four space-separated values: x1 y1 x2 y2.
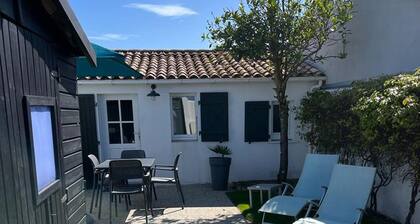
102 95 140 159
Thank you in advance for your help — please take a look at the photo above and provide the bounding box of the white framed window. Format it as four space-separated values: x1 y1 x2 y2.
269 101 292 141
170 93 198 141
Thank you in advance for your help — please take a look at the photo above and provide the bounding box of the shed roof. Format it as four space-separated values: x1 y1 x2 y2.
76 44 141 79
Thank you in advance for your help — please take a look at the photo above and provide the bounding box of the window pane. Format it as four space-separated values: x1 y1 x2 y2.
272 104 281 133
121 100 133 121
122 123 135 143
106 100 119 121
108 123 121 144
172 96 196 135
30 106 57 193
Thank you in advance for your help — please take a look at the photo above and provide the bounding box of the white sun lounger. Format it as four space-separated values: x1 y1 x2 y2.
259 154 339 222
293 164 376 224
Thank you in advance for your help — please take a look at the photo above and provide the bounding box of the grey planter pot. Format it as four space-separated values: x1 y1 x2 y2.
209 157 231 190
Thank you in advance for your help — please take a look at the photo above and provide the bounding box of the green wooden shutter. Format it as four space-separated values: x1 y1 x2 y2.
200 92 229 142
244 101 270 143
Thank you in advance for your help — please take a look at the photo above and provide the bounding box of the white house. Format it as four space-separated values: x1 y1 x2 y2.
77 1 420 222
78 48 325 185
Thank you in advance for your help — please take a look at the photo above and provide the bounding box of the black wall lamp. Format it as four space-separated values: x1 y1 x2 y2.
147 84 160 100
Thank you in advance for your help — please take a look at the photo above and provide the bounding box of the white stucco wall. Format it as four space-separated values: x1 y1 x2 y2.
317 1 420 223
78 78 321 185
318 0 420 83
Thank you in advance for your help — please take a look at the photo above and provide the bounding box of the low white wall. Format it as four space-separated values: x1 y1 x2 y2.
377 179 420 223
79 79 319 184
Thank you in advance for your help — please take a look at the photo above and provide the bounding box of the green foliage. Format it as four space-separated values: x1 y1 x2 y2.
296 71 420 217
209 145 232 157
354 72 420 223
295 89 360 160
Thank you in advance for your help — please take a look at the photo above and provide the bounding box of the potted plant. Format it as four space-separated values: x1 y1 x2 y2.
208 145 232 190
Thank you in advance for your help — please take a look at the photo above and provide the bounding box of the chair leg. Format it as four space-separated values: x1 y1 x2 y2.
152 183 157 200
114 195 118 217
143 192 148 224
125 195 129 211
95 175 101 207
175 182 184 209
109 192 112 224
98 173 105 219
148 185 154 217
89 174 97 213
175 173 185 206
128 195 132 206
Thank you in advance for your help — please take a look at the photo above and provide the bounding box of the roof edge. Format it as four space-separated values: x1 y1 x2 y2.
57 0 96 65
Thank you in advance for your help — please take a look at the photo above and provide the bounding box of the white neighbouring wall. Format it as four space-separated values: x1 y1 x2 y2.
317 0 420 223
78 78 322 185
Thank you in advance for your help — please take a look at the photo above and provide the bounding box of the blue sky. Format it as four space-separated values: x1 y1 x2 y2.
69 0 241 50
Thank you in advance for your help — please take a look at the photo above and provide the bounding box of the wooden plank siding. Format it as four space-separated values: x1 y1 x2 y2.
0 15 86 224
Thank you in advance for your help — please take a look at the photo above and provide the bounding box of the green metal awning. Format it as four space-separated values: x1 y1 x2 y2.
77 43 142 79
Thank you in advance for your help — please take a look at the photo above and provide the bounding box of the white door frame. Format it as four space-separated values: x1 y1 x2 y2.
100 94 140 159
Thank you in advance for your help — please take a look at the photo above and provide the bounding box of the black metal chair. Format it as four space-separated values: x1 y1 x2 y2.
121 150 146 159
88 154 108 218
108 160 151 224
151 152 185 209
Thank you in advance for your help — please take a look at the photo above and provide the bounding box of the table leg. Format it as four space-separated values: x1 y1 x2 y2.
249 190 253 208
260 190 263 205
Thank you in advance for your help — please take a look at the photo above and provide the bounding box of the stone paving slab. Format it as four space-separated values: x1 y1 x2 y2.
86 184 247 224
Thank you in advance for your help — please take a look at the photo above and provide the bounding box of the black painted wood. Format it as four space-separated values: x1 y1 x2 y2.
62 124 81 140
62 138 82 156
66 178 84 202
0 13 86 224
61 109 80 125
67 190 85 216
64 151 83 172
79 94 99 188
67 203 86 224
60 93 79 109
64 165 84 187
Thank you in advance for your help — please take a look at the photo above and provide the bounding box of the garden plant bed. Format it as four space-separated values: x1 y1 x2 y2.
226 190 400 224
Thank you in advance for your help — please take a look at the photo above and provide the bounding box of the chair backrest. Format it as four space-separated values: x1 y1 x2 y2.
173 152 182 168
109 160 144 183
88 154 100 168
121 150 146 159
292 154 339 200
316 164 376 224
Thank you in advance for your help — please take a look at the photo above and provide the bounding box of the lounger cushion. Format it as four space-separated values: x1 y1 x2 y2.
293 217 347 224
259 195 311 217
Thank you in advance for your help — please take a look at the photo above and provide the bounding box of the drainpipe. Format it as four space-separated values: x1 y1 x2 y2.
310 79 324 91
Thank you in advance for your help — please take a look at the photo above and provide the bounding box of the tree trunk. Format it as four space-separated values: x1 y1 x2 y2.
277 90 289 182
406 182 419 224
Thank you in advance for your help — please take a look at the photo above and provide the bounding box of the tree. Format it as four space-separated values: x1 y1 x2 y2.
204 0 353 180
355 72 420 224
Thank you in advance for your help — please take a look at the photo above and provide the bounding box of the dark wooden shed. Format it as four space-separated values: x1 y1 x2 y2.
0 0 95 223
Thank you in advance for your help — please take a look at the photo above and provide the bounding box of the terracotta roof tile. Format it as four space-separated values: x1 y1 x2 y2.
80 50 324 80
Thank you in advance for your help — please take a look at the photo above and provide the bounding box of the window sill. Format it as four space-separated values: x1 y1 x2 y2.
268 139 298 144
172 138 198 142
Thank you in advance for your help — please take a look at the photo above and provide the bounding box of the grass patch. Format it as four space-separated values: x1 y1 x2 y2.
226 190 400 224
